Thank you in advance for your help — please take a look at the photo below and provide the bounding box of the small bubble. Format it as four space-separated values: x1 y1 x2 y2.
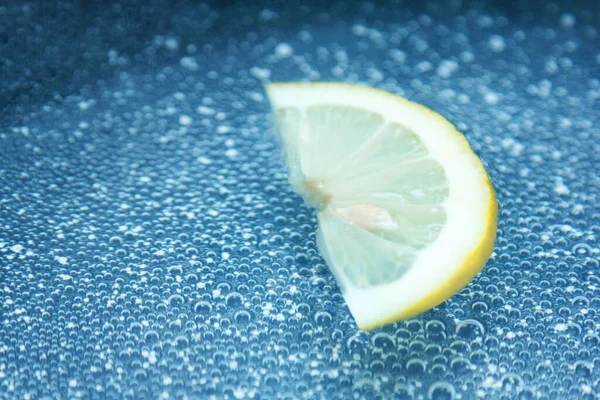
168 294 184 306
225 292 244 308
144 330 160 343
180 56 199 71
456 319 485 339
234 310 252 325
573 361 593 378
347 333 369 357
406 359 426 375
472 301 488 313
488 35 506 52
559 13 576 29
275 43 294 58
425 320 446 341
427 381 455 400
314 311 332 325
179 115 192 126
250 66 271 80
372 332 396 351
194 301 212 315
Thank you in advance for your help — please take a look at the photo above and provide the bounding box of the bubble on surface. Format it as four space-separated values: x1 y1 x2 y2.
180 56 200 71
250 66 272 80
179 114 193 126
1 1 599 399
427 381 456 400
488 35 507 52
274 43 294 58
559 13 576 29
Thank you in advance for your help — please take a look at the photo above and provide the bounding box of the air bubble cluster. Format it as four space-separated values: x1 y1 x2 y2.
1 1 599 399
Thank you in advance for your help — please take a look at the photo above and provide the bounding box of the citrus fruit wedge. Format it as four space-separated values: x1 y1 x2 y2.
265 82 497 331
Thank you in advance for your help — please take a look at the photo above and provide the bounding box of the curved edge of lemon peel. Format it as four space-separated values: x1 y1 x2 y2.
358 178 498 331
265 81 498 332
265 81 474 150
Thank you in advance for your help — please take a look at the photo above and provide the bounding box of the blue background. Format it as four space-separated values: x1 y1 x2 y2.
1 1 599 399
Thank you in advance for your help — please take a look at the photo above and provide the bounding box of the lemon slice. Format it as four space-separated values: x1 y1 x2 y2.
265 82 497 331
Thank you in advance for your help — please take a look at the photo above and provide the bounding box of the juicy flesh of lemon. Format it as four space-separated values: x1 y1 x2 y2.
277 104 448 289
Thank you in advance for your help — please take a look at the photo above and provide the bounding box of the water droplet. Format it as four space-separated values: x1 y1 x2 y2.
194 301 212 315
225 292 244 308
314 311 332 325
456 319 485 339
372 332 396 352
427 381 456 400
406 358 427 375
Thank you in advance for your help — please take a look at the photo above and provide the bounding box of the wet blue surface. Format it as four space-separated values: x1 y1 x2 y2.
1 1 600 399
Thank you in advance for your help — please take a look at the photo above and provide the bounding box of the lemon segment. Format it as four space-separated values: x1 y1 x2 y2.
266 82 498 331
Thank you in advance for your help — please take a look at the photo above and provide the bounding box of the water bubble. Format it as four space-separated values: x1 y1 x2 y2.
450 357 471 374
314 311 332 325
144 330 160 343
427 381 456 400
456 319 485 339
406 359 427 375
193 301 212 315
225 292 244 308
559 13 576 29
536 361 554 376
274 43 294 58
573 361 593 378
234 310 252 325
488 35 507 52
347 333 369 358
471 301 488 313
168 294 184 306
425 320 447 341
372 332 396 352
